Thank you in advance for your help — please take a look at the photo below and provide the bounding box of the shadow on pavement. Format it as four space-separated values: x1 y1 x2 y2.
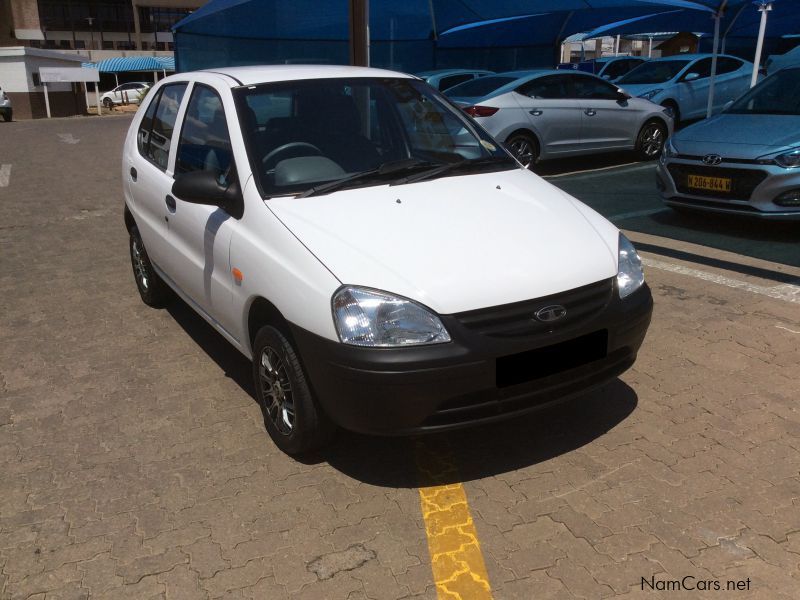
319 379 638 487
631 208 800 269
167 298 639 488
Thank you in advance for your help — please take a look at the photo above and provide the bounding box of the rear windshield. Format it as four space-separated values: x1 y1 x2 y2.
618 60 690 85
727 67 800 115
446 76 517 98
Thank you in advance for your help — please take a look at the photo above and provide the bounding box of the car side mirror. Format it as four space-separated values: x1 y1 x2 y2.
172 170 243 218
684 72 700 82
723 100 734 111
616 89 631 102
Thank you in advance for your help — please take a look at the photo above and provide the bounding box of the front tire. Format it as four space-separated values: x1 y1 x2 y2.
103 98 114 109
129 226 170 307
253 326 335 455
661 101 680 127
1 110 11 122
635 120 667 160
505 132 539 169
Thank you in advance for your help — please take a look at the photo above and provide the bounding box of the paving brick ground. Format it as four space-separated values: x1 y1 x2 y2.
1 115 799 599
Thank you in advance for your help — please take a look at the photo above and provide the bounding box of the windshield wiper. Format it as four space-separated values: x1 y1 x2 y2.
390 156 511 186
297 159 433 198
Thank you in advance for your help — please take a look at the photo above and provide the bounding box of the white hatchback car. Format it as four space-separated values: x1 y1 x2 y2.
122 65 653 454
102 81 150 108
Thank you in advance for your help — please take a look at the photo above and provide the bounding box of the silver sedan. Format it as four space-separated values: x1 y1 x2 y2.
447 70 674 165
658 66 800 220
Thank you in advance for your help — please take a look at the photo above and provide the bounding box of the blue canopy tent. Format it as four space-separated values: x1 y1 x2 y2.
173 0 743 73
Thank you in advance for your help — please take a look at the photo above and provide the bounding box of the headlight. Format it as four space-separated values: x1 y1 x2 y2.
638 89 663 101
332 286 451 347
617 234 645 299
774 150 800 168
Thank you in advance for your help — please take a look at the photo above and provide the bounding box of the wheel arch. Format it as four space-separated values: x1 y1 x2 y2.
123 204 136 233
247 296 294 354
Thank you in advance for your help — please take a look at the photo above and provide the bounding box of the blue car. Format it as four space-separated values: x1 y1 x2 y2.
557 56 647 82
658 66 800 219
617 53 753 124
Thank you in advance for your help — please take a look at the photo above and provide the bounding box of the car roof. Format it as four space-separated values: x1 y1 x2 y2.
647 53 743 62
417 68 490 77
195 64 414 86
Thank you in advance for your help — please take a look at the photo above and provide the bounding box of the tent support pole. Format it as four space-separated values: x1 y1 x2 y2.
555 11 574 64
428 0 438 40
43 82 51 118
751 2 772 87
349 0 369 67
96 83 101 116
706 2 725 120
721 1 747 54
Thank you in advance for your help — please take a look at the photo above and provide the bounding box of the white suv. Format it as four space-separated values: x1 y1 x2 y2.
122 65 653 455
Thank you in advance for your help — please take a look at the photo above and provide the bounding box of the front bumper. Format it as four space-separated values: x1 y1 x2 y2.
291 281 653 435
657 157 800 220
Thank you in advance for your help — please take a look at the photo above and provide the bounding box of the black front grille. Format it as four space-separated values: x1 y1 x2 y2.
667 164 768 200
454 278 613 338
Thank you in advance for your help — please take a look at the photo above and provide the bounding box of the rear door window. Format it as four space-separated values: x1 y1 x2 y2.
139 83 187 171
518 75 571 99
439 74 473 91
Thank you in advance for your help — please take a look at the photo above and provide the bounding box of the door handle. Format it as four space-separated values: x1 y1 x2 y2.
129 167 137 181
529 109 543 116
585 109 597 116
165 195 176 212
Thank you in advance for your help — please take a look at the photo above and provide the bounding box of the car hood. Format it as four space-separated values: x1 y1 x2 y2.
267 169 619 315
673 113 800 157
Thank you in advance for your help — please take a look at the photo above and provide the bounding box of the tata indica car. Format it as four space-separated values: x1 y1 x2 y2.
617 54 753 124
658 65 800 219
122 65 653 454
417 68 493 92
447 70 672 165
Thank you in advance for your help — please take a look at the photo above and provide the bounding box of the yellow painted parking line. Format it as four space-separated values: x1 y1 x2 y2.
415 439 493 600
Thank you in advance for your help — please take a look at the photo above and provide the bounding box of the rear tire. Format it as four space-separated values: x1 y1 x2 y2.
505 131 539 169
635 120 667 160
253 326 335 455
129 226 170 308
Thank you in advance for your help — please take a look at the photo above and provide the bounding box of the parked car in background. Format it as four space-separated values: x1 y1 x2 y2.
658 65 800 219
417 69 493 92
0 85 11 121
765 46 800 75
122 65 652 454
557 56 648 82
616 54 753 124
447 70 672 165
101 82 150 108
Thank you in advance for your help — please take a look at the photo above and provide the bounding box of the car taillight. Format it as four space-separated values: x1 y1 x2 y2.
463 105 499 117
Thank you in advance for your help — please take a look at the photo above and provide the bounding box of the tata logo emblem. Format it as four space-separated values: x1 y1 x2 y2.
703 154 723 166
535 305 567 323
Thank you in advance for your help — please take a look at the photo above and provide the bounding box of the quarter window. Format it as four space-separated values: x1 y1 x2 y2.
138 83 187 171
717 57 743 75
176 85 233 177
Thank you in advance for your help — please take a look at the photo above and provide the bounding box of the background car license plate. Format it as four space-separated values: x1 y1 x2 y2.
688 174 732 193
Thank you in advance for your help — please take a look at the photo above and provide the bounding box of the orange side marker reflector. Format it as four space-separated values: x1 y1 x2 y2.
232 268 243 284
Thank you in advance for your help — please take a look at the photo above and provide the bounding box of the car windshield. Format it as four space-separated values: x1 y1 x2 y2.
727 68 800 115
618 60 691 85
445 76 517 98
235 77 516 198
